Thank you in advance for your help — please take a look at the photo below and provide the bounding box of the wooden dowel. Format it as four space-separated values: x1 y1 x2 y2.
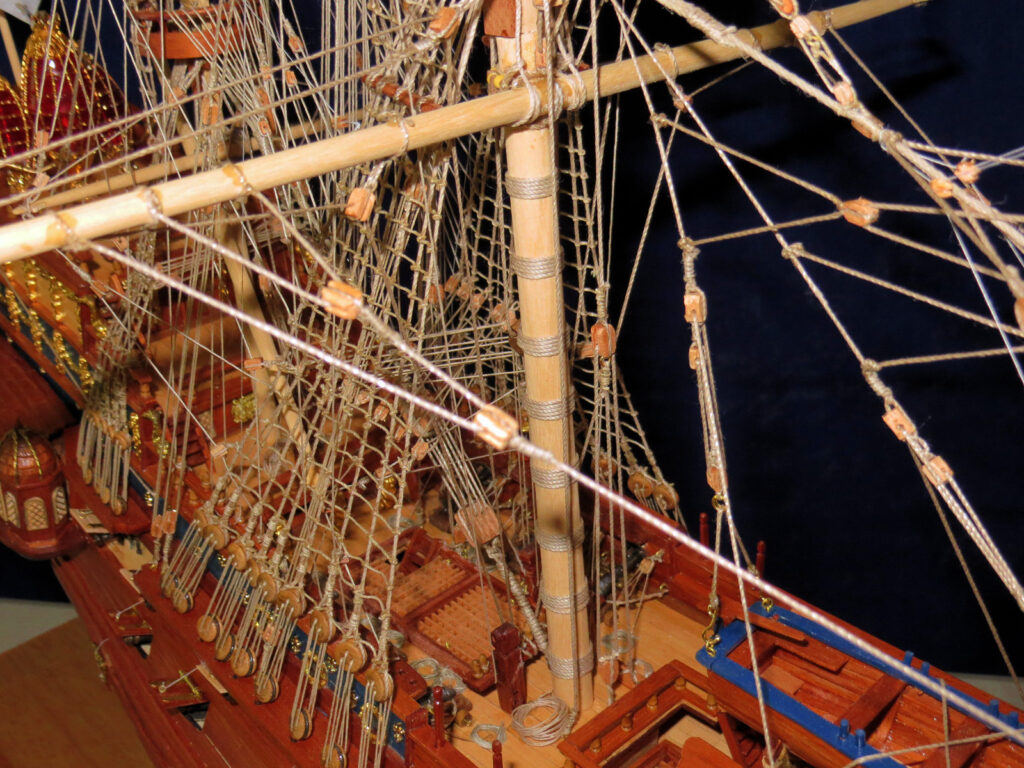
0 0 919 263
0 14 19 83
13 114 356 215
498 0 594 707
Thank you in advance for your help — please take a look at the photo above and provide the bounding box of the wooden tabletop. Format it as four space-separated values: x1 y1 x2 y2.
0 617 155 768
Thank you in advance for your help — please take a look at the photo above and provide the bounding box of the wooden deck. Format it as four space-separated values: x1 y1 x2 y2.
405 595 728 768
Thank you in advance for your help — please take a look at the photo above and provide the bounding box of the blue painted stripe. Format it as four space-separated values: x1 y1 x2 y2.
757 604 1021 733
697 620 902 767
697 603 1023 763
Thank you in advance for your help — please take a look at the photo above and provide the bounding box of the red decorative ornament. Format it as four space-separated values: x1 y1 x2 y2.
0 427 80 559
20 14 133 176
0 76 30 191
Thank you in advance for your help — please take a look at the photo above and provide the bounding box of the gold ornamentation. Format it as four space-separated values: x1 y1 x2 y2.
52 332 73 373
129 413 142 452
230 393 256 424
302 652 330 688
142 410 170 457
50 278 64 324
359 702 385 739
93 642 108 684
27 309 46 353
4 283 23 325
77 356 92 394
23 261 38 303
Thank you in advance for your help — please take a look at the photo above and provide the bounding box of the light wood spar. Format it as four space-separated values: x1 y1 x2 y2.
0 0 920 263
496 0 594 708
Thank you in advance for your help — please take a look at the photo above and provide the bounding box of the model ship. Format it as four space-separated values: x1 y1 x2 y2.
0 0 1021 766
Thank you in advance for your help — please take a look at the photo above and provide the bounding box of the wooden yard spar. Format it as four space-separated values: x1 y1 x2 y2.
0 0 920 264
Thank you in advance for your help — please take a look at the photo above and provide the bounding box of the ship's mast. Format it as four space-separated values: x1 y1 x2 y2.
494 0 594 709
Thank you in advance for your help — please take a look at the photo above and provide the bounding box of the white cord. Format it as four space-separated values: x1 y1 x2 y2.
509 693 573 746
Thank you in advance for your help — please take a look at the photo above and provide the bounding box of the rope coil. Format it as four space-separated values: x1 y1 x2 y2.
506 174 556 199
510 251 562 280
540 583 590 614
532 465 571 488
535 528 584 552
509 693 573 745
525 396 571 421
546 648 595 679
518 332 567 357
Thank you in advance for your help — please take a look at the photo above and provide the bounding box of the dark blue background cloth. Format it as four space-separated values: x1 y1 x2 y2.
612 1 1024 674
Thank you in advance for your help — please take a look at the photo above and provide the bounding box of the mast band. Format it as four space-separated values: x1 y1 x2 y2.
535 528 584 552
518 332 565 357
510 252 562 280
532 466 570 488
547 648 595 679
540 584 590 614
525 397 570 420
506 175 556 199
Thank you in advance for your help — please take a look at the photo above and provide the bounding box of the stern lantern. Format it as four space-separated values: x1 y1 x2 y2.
0 427 78 559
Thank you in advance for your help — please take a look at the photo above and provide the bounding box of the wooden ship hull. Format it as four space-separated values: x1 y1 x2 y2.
25 396 1024 768
0 1 1021 767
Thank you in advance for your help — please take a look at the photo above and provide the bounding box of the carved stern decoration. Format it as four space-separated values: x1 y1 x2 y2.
0 427 79 559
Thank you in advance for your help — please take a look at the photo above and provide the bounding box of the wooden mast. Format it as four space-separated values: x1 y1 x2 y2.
493 0 594 709
0 0 922 264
